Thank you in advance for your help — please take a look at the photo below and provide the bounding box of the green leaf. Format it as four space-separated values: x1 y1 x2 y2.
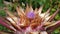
0 10 6 16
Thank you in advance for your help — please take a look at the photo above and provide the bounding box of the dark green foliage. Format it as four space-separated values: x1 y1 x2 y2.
0 10 6 16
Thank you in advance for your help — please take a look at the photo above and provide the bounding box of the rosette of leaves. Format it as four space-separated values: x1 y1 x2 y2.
0 0 60 34
0 4 60 34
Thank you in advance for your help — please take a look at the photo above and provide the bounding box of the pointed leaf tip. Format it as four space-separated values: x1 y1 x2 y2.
48 8 59 22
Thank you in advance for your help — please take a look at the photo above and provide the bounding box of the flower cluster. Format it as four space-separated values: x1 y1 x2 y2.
0 5 60 34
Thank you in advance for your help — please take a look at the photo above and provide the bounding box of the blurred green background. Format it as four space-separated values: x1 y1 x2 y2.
0 0 60 34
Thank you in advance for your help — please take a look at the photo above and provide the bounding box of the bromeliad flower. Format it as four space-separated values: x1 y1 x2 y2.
0 5 60 34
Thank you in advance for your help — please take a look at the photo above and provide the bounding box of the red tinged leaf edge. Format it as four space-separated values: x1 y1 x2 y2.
0 17 16 31
46 20 60 34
